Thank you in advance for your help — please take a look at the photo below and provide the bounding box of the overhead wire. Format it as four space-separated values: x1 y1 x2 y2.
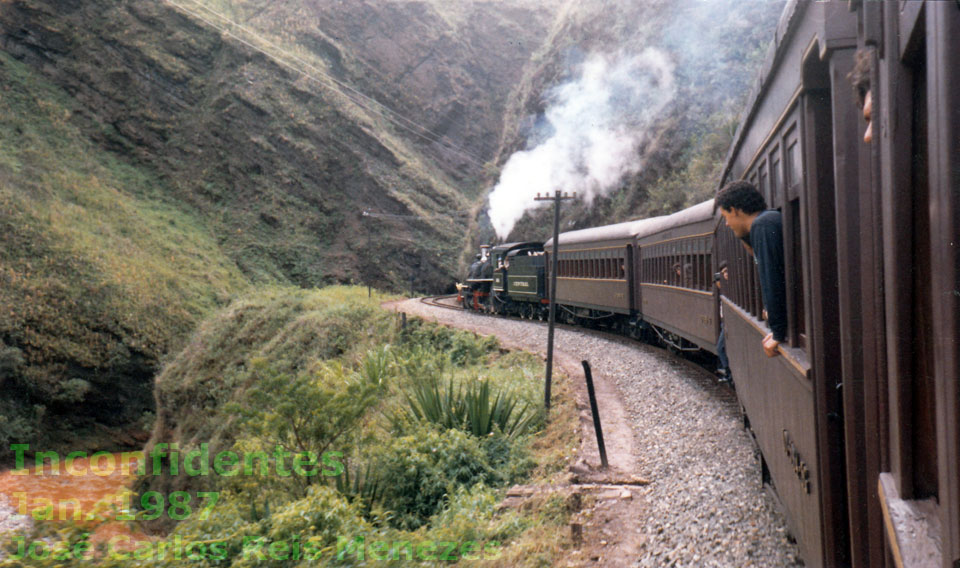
361 209 472 220
163 0 492 171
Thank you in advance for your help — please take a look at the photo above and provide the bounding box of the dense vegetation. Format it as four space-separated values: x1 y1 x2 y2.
0 50 249 459
0 287 580 567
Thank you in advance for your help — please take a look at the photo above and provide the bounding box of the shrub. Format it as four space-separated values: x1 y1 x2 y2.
224 358 379 499
398 319 498 367
371 425 497 530
399 374 539 439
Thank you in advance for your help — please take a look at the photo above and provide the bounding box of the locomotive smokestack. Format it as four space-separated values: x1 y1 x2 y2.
480 244 490 262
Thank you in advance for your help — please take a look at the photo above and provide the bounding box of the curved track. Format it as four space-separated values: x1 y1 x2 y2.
421 295 726 382
418 293 461 311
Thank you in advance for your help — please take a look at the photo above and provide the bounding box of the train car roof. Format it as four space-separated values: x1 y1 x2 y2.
543 218 649 248
632 199 717 240
490 241 543 253
544 200 716 249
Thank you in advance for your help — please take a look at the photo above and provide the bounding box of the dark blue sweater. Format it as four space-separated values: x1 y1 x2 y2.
750 210 787 342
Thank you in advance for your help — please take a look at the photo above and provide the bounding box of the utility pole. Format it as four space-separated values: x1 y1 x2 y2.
534 190 576 412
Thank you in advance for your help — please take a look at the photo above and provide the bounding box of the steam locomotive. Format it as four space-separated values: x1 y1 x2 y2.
461 2 960 566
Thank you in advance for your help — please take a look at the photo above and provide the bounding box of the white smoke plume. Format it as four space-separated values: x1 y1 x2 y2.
488 48 676 239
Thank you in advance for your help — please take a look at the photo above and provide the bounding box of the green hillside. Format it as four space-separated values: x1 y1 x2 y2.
0 51 249 456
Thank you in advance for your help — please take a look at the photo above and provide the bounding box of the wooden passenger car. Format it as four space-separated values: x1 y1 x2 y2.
543 220 639 322
634 200 719 352
716 1 960 566
714 3 860 565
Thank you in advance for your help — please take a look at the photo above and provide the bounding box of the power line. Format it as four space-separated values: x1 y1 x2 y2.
163 0 491 171
361 209 471 220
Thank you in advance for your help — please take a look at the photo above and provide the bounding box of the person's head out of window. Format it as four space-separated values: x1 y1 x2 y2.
849 49 873 144
715 181 767 240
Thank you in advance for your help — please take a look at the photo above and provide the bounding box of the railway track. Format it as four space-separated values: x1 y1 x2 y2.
418 293 461 311
419 294 726 386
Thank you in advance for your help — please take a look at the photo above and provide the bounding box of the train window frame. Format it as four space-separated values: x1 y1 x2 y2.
758 160 769 207
770 145 782 203
785 124 802 199
784 198 806 350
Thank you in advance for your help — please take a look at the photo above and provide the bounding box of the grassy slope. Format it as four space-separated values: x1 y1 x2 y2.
0 287 580 567
128 286 580 566
0 51 249 455
1 0 473 293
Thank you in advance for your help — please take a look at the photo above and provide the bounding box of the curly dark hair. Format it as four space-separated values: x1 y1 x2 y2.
848 49 871 109
715 181 766 214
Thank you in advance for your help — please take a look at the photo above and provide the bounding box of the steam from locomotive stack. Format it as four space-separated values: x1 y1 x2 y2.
487 48 676 239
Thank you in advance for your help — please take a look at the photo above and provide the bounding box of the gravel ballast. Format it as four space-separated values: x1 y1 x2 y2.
396 298 804 567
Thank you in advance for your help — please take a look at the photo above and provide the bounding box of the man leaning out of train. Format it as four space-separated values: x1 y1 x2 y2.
715 181 787 358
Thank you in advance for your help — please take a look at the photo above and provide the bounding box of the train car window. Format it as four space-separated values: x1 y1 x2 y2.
758 161 769 206
906 50 938 501
701 251 708 291
705 252 712 292
787 199 806 349
702 243 709 291
770 146 782 206
693 252 700 290
785 125 802 199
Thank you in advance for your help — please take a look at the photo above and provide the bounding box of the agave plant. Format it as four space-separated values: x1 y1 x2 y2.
360 344 392 386
400 374 538 438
